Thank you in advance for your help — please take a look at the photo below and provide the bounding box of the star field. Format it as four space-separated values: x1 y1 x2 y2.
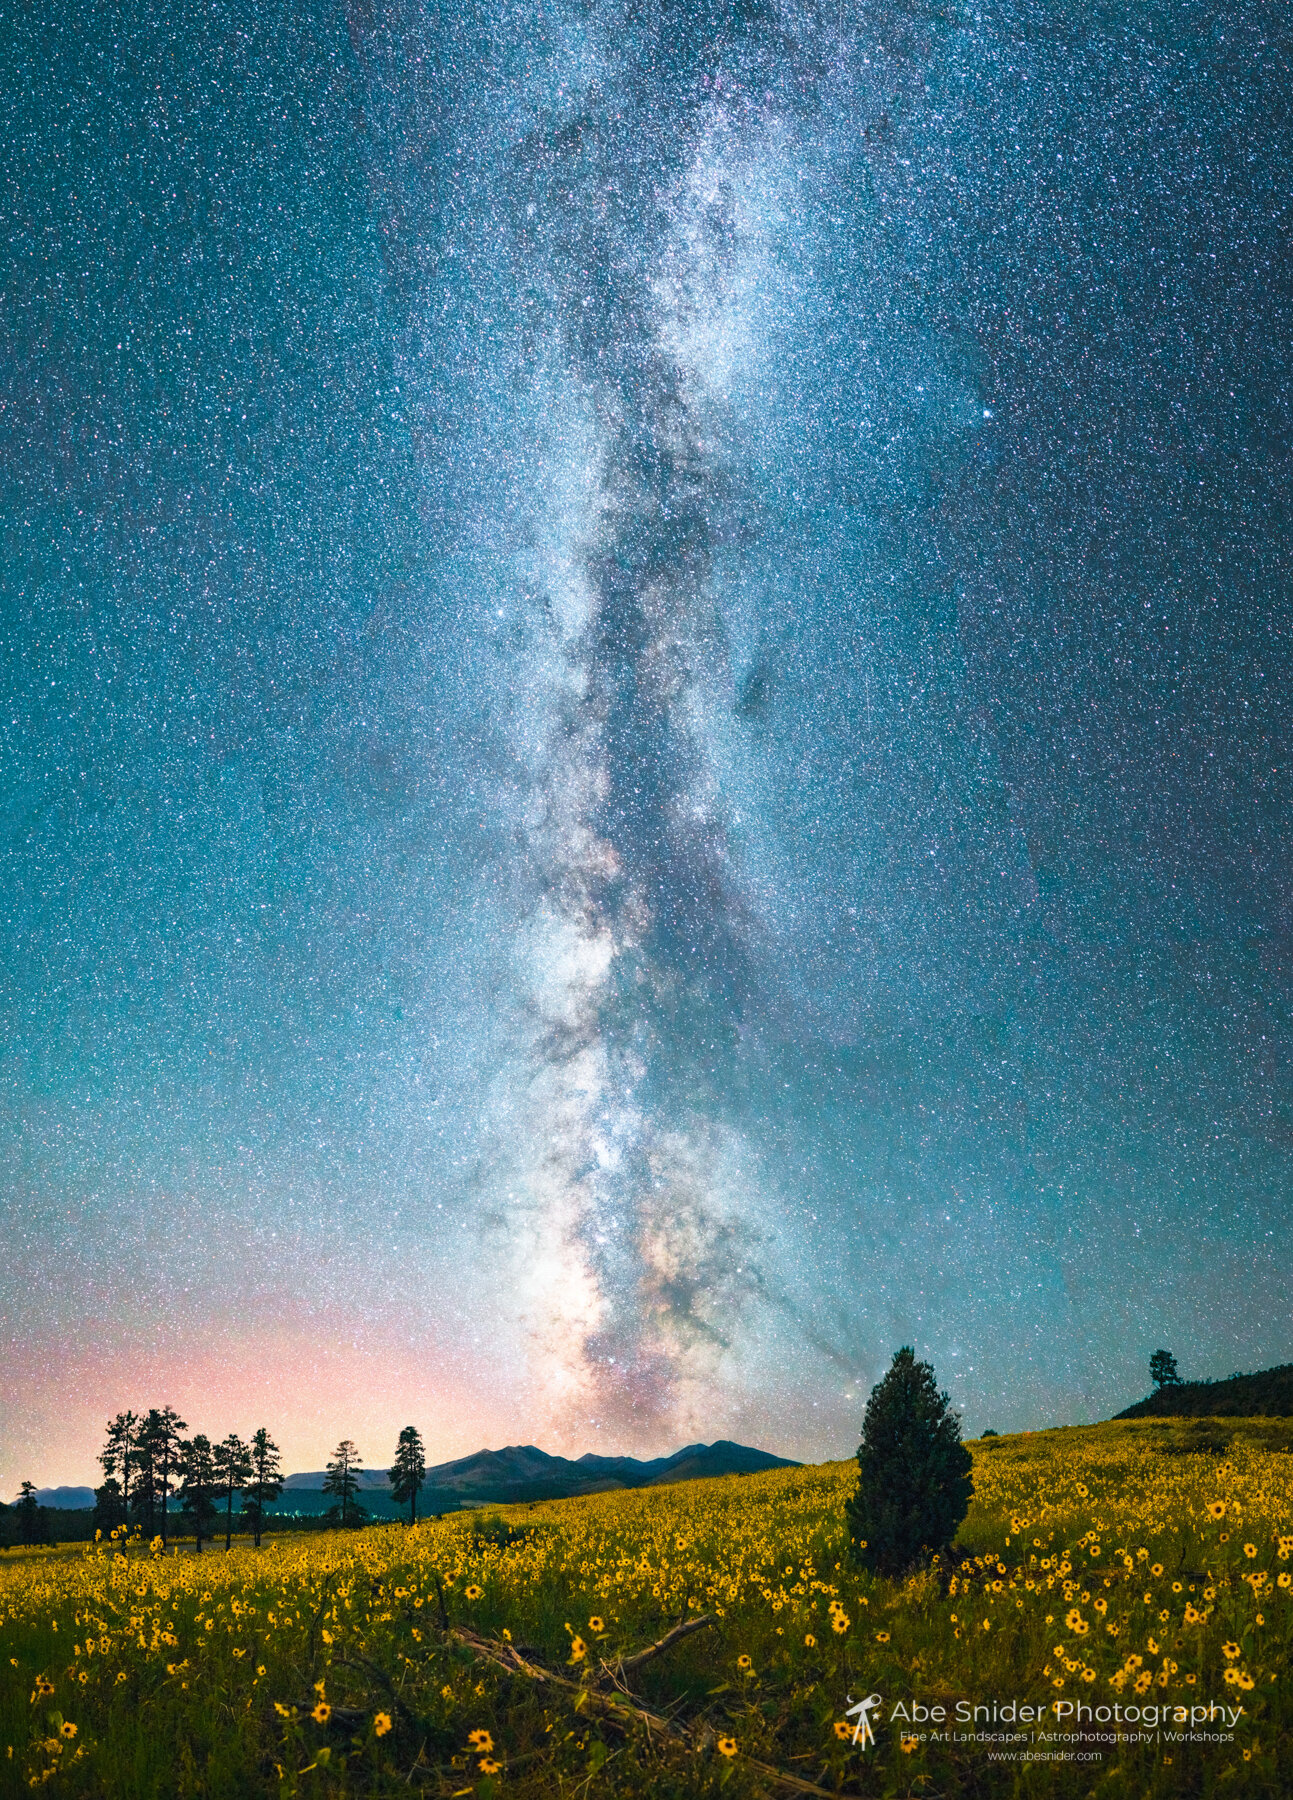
2 0 1291 1488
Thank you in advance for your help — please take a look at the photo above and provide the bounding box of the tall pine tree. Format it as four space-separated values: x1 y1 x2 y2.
178 1436 218 1552
140 1407 187 1547
242 1428 283 1548
214 1434 253 1551
323 1440 362 1528
96 1412 138 1535
132 1422 158 1539
389 1425 427 1525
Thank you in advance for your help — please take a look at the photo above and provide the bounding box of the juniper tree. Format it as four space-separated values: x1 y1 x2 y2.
846 1347 973 1577
323 1439 362 1528
389 1425 427 1526
242 1428 283 1548
214 1434 253 1551
178 1436 219 1552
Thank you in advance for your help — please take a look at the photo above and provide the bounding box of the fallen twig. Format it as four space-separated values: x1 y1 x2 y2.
445 1627 841 1796
609 1613 714 1682
449 1628 683 1735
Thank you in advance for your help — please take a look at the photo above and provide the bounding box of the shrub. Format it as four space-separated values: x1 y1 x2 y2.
846 1347 973 1575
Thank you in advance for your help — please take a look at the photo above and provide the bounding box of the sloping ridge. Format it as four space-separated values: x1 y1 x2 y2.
1114 1362 1293 1420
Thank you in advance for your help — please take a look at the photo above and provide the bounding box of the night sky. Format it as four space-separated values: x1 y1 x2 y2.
3 1 1291 1491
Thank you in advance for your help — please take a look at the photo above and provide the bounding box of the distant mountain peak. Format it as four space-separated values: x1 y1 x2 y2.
281 1438 798 1500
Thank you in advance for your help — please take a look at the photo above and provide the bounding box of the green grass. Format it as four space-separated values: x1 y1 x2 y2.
1 1418 1288 1797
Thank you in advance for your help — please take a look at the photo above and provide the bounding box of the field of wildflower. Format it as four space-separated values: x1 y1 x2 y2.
0 1417 1289 1798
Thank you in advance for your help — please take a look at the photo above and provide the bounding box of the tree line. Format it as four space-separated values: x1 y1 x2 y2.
6 1413 434 1554
93 1408 285 1551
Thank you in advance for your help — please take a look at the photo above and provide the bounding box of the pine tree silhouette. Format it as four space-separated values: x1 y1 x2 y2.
242 1429 283 1548
323 1440 363 1528
1150 1350 1182 1390
846 1347 973 1576
389 1426 427 1525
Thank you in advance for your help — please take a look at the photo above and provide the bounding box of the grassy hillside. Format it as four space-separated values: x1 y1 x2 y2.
1115 1364 1293 1421
0 1417 1288 1797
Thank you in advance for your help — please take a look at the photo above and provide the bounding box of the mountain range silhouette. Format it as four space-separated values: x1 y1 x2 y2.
26 1439 798 1512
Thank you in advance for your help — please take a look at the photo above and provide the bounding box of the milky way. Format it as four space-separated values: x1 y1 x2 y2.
2 2 1291 1486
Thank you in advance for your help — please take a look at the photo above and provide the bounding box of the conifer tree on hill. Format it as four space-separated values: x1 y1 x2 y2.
1150 1349 1182 1390
846 1347 973 1577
